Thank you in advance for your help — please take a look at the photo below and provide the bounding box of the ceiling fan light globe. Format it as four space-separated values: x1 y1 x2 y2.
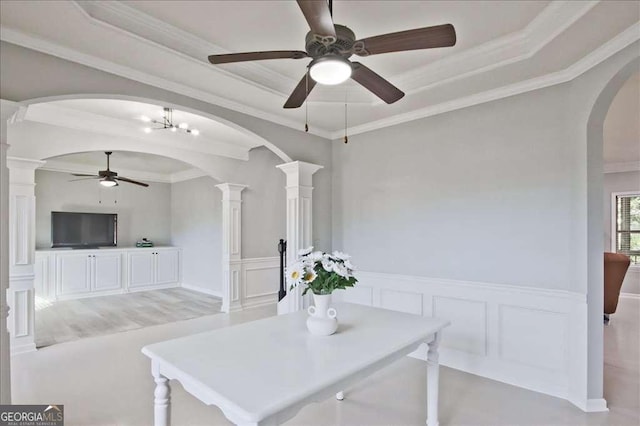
178 122 189 129
100 179 118 188
191 129 200 136
309 56 352 85
140 115 151 122
143 127 152 133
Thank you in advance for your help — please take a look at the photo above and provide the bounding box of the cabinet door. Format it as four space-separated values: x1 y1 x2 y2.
155 250 179 285
128 252 155 288
93 253 122 292
56 253 91 296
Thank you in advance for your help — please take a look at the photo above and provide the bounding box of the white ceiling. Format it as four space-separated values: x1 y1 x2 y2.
1 1 639 138
119 0 549 82
603 72 640 166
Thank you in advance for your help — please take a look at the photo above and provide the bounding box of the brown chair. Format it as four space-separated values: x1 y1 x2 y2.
604 252 631 322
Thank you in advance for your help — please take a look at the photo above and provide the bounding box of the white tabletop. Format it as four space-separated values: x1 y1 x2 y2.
142 303 449 424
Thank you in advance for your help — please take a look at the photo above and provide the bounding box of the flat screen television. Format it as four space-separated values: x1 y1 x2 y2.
51 212 117 248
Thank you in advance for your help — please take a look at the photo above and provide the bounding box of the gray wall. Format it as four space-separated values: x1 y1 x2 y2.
170 147 286 294
171 176 222 293
35 169 171 248
603 170 640 294
333 83 574 290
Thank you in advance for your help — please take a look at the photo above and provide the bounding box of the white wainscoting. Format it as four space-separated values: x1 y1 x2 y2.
241 257 280 309
332 271 588 410
182 257 280 309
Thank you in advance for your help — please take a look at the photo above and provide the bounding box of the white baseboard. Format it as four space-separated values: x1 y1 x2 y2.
10 342 37 356
568 398 609 412
619 292 640 300
334 270 589 411
181 283 222 298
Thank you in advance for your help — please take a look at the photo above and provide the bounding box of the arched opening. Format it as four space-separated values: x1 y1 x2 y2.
4 95 293 353
586 57 639 405
33 150 224 347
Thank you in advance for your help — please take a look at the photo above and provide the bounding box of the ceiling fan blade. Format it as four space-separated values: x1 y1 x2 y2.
351 62 405 104
297 0 336 41
69 177 101 182
71 173 99 177
283 72 317 109
115 176 149 187
208 50 308 65
354 24 456 56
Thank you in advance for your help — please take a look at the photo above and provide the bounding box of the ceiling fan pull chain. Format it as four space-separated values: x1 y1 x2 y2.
305 73 309 132
344 90 348 144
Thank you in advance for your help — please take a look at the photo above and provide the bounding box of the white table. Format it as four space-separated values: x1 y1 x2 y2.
142 303 449 426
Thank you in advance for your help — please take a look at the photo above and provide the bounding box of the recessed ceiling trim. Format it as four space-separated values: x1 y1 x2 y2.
332 23 640 140
2 10 636 139
71 0 300 99
380 1 599 103
75 0 598 106
0 26 334 140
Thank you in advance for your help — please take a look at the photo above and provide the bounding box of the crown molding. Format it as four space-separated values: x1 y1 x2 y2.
331 22 640 139
73 0 599 107
71 1 297 98
603 161 640 174
1 3 636 140
0 26 334 140
392 1 599 98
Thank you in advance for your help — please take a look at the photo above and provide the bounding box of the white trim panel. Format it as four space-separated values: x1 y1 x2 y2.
333 271 590 411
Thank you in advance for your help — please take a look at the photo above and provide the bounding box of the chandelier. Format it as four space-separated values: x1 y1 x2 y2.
141 108 199 135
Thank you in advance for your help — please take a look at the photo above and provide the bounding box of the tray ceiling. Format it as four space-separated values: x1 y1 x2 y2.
1 0 638 138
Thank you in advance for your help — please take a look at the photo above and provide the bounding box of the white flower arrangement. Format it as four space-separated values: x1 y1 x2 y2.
286 247 358 295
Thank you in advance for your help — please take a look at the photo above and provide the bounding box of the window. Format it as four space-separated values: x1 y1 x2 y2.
613 193 640 265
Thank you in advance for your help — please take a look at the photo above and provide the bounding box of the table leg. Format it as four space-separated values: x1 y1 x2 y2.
426 332 441 426
336 391 344 401
154 375 171 426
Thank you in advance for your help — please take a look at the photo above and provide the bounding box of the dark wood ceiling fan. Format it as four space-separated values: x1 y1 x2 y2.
208 0 456 108
70 152 149 187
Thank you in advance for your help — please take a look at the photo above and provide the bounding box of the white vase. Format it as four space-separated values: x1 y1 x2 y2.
306 293 338 336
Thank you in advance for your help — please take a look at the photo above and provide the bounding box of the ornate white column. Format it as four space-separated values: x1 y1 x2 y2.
7 156 45 355
215 183 247 313
1 100 20 404
276 161 323 312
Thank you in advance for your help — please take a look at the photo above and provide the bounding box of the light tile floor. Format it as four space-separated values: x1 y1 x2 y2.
11 297 639 425
35 288 222 347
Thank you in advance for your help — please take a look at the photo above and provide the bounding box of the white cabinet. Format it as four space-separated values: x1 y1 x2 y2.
128 248 180 290
128 252 155 288
35 247 180 300
93 252 122 292
156 250 179 284
56 253 92 297
56 251 122 298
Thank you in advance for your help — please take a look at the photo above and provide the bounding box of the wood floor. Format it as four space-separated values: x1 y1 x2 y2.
35 288 222 348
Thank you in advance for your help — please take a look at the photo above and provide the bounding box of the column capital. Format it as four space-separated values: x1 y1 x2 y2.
215 183 247 200
276 161 323 187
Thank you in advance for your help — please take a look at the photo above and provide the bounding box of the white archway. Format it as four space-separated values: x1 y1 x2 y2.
585 56 640 404
3 93 296 361
18 94 293 163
